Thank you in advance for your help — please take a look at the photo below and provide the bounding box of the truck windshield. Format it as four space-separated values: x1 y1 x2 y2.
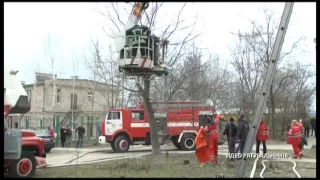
107 112 121 120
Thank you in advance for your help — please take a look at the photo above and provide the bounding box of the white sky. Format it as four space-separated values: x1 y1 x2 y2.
4 2 316 109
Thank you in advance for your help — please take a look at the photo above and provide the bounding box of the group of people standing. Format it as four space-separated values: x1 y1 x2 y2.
60 126 72 147
60 125 86 148
222 115 268 160
302 117 316 137
195 113 316 164
48 125 86 148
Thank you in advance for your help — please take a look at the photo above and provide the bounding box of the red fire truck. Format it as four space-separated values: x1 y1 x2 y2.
99 101 215 153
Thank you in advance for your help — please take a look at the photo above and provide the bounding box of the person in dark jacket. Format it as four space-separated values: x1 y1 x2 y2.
223 117 237 159
60 126 67 147
65 125 72 147
236 115 249 154
310 117 316 137
75 125 86 148
303 118 311 137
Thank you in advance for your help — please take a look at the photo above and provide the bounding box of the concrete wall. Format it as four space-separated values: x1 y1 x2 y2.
22 78 117 137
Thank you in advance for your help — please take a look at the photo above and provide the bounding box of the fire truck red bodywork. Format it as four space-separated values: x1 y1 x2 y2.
99 101 215 152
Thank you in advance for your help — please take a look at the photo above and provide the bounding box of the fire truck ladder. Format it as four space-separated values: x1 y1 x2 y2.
235 2 294 177
151 102 212 110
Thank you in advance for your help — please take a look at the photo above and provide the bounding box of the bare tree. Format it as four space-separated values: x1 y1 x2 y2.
91 2 201 154
229 6 307 138
43 35 59 127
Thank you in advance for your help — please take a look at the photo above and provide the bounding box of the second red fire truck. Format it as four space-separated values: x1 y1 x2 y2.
99 101 216 153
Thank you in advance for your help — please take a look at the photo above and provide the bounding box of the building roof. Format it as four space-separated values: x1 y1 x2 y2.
23 78 116 88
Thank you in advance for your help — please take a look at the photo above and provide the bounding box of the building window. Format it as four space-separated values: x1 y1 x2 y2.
132 111 144 121
88 92 93 102
71 93 78 110
56 89 61 103
26 90 31 103
71 116 77 130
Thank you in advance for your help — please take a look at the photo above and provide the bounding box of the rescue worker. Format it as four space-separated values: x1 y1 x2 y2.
204 115 219 164
195 126 210 164
236 115 249 154
303 117 310 137
286 119 303 159
256 119 269 155
223 117 237 160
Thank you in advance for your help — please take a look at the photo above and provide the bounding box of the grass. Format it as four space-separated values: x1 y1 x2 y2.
36 153 249 178
35 151 315 178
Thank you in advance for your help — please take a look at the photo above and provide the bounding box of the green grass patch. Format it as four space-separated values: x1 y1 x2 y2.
36 152 316 178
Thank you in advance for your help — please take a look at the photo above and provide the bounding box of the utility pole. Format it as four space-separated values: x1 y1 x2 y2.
235 2 294 177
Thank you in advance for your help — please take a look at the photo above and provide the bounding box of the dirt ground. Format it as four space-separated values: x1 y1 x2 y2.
35 152 315 178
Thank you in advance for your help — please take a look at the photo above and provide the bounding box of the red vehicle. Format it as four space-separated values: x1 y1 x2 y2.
99 101 215 152
4 62 46 177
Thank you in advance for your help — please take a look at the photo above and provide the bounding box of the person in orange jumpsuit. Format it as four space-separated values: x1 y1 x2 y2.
286 119 303 159
204 115 219 164
195 126 210 164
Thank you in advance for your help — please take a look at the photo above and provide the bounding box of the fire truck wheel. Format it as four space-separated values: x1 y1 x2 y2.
114 136 130 153
110 142 116 151
174 142 181 149
180 134 196 151
9 151 36 178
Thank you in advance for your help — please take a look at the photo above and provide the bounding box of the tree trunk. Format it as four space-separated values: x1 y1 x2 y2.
141 77 161 155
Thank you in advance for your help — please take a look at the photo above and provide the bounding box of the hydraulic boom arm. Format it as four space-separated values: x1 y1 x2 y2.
125 2 149 30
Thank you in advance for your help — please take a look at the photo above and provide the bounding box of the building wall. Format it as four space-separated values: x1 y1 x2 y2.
23 79 119 136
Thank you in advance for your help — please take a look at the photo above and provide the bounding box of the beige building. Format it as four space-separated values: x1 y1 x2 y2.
19 73 120 138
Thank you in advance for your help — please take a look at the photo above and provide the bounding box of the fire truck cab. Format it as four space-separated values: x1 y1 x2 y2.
99 101 215 153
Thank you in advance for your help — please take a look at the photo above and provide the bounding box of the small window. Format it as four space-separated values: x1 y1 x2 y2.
26 90 31 103
107 112 121 120
57 89 61 103
88 92 93 102
71 93 78 110
132 111 144 121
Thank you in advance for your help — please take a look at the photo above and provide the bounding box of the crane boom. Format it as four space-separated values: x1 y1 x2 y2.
235 2 294 177
125 2 149 30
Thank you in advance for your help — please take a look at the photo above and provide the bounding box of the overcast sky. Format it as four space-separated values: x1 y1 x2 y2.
4 2 316 109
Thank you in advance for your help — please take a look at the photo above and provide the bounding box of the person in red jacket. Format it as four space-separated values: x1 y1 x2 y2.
256 119 269 155
286 120 303 159
204 115 219 164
